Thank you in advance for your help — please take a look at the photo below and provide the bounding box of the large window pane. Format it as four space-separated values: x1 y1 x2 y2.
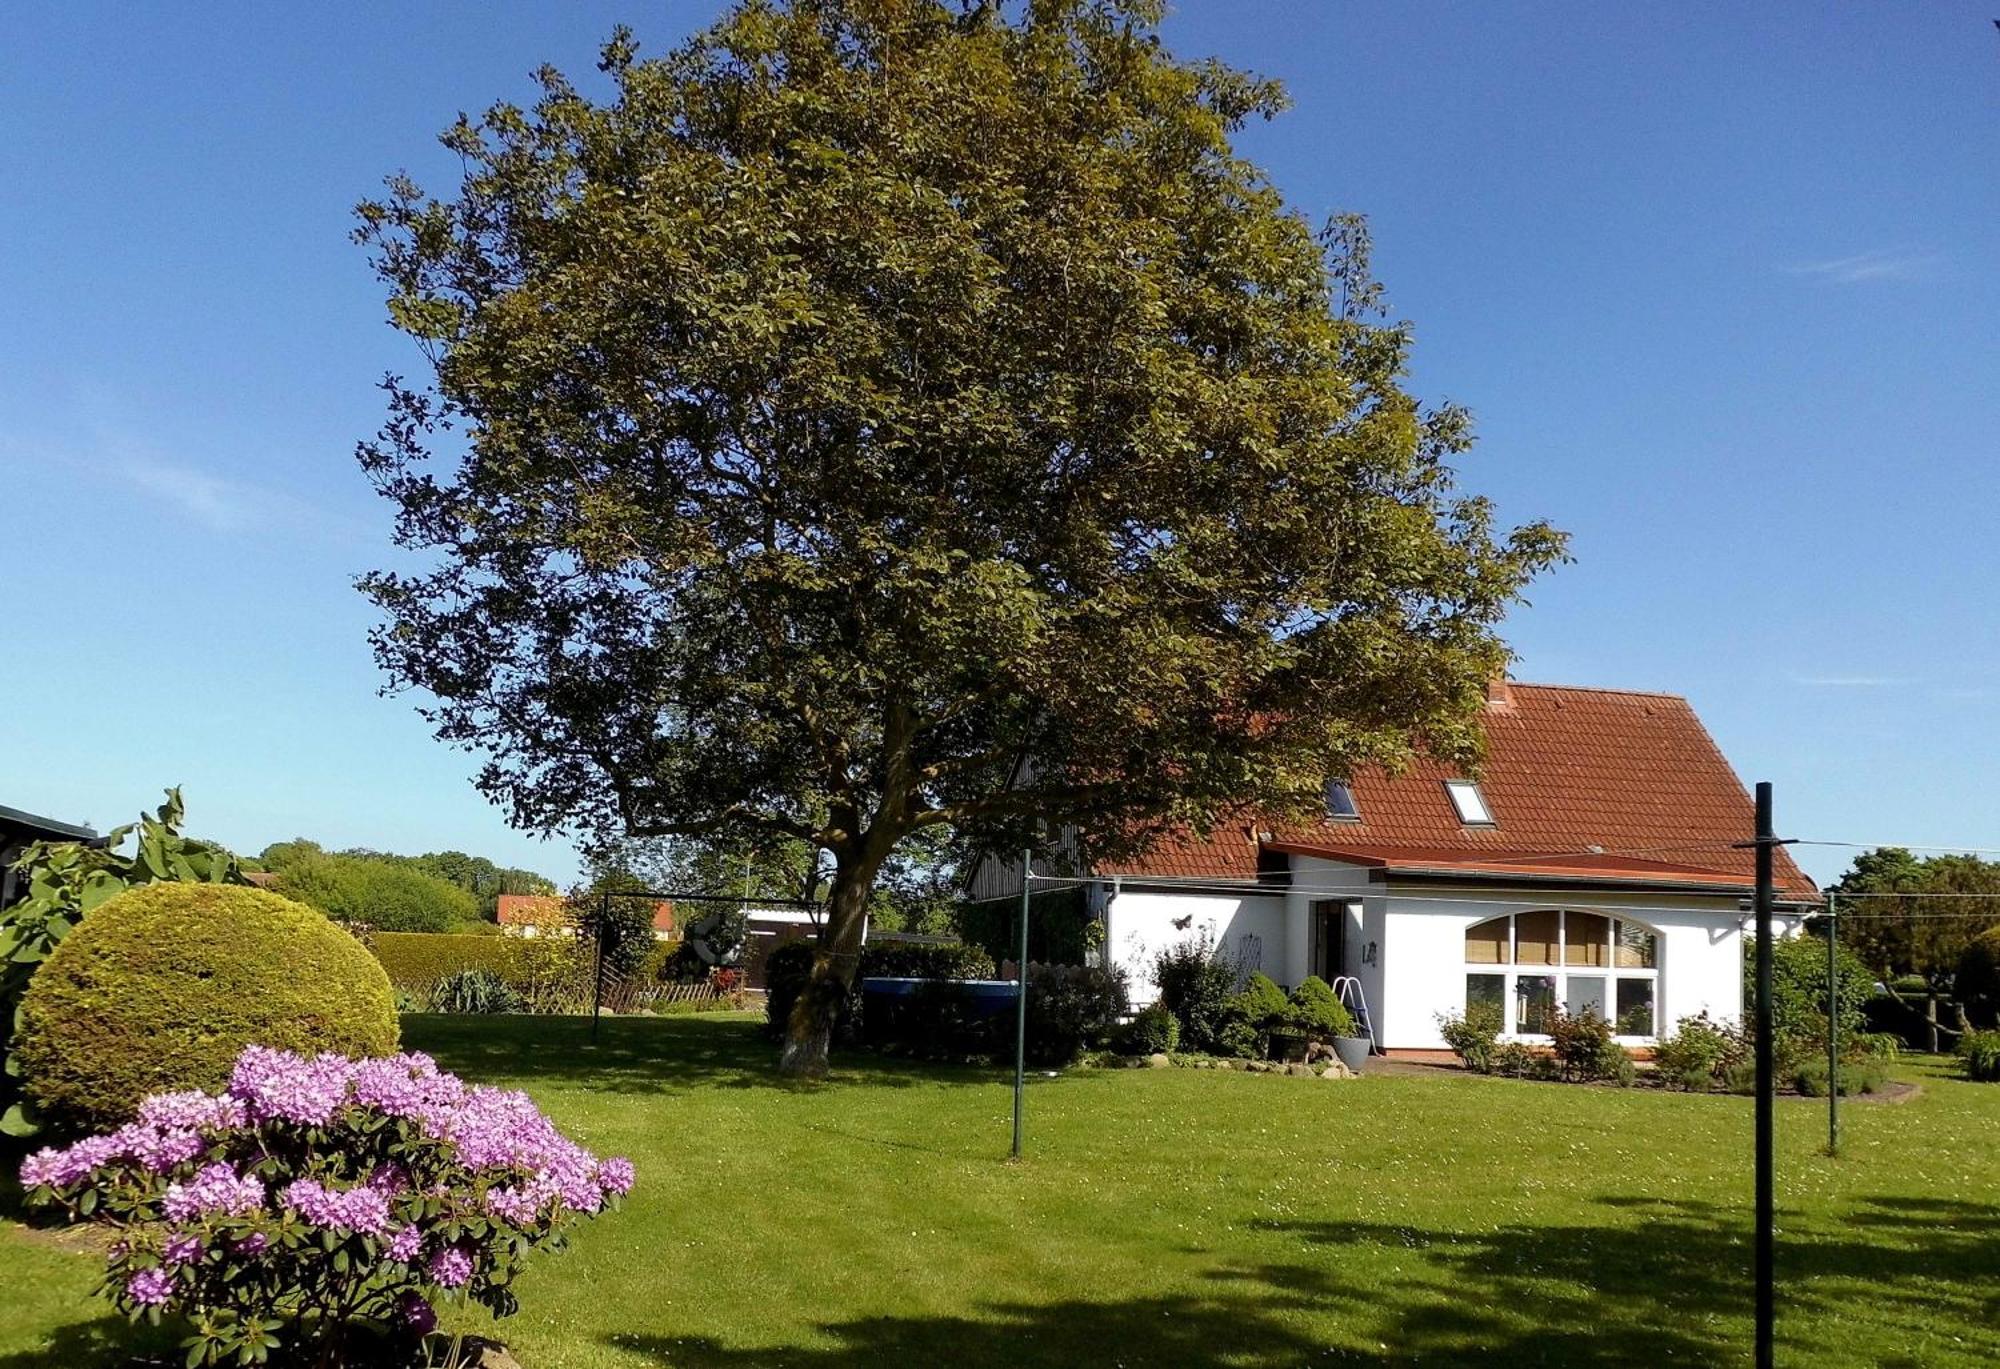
1515 910 1559 966
1565 912 1608 967
1516 974 1556 1033
1465 916 1510 965
1615 978 1656 1035
1566 975 1607 1022
1466 974 1505 1016
1615 921 1658 969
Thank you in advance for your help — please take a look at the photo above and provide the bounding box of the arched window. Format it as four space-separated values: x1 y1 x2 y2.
1462 910 1660 1038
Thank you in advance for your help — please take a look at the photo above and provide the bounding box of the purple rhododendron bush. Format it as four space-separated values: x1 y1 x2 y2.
19 1044 634 1367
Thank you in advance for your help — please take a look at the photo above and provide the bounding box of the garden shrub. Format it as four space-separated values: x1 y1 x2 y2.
368 932 527 987
18 1044 632 1367
1119 1003 1180 1056
1214 1016 1262 1060
1749 933 1876 1053
764 941 819 1040
430 968 523 1015
1492 1042 1551 1079
1547 1007 1616 1082
1228 972 1292 1055
1596 1038 1638 1087
858 941 997 981
15 884 398 1132
1287 976 1358 1040
1958 1029 2000 1082
1790 1056 1887 1097
1652 1013 1737 1092
1151 935 1239 1054
1437 1003 1503 1074
1025 964 1128 1065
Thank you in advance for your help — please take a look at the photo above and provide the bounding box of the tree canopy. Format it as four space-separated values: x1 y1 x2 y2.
355 0 1565 1070
1829 846 2000 991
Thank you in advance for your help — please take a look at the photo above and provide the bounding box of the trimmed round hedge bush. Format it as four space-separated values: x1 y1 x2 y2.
16 883 399 1131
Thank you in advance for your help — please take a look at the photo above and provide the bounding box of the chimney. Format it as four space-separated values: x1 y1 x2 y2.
1485 673 1515 711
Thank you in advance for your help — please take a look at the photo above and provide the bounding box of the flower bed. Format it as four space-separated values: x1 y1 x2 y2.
18 1044 632 1366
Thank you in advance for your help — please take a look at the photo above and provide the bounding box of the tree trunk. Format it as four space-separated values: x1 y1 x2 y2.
779 854 877 1078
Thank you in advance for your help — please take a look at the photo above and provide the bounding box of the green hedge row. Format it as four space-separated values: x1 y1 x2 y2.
369 932 530 985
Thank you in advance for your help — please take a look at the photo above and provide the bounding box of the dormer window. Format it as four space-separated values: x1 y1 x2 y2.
1323 779 1360 821
1444 779 1494 826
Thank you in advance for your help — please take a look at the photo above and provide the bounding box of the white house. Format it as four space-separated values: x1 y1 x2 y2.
967 680 1818 1054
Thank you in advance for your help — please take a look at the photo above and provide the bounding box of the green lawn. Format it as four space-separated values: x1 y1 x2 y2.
4 1014 1997 1367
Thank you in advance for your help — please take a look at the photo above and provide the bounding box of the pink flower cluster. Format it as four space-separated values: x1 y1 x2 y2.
18 1042 634 1331
282 1178 394 1235
162 1163 265 1222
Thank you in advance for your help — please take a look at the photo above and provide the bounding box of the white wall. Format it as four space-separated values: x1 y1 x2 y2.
1108 889 1288 1006
1373 885 1749 1050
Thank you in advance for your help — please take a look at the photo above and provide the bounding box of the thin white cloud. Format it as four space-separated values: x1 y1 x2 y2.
1784 249 1940 284
125 458 262 531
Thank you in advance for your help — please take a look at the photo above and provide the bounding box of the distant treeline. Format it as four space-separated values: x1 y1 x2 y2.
251 839 557 934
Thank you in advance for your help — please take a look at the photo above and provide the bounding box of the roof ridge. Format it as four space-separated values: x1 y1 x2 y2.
1506 681 1691 702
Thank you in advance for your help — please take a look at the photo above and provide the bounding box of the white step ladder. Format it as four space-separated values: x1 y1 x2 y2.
1331 976 1378 1052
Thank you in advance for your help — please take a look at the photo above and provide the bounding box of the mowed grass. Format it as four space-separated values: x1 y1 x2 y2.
3 1013 1997 1368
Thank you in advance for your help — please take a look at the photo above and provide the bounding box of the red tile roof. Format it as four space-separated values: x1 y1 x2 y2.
496 892 675 933
1100 682 1817 897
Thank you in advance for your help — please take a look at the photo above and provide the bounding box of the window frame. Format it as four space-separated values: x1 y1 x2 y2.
1460 908 1662 1041
1323 779 1361 822
1443 779 1496 826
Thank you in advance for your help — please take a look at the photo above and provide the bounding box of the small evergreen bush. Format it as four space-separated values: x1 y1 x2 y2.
16 884 398 1132
1286 976 1358 1040
1119 1003 1180 1055
1437 1003 1503 1074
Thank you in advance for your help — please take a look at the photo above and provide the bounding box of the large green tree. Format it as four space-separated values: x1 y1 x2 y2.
354 0 1565 1074
1829 847 2000 1046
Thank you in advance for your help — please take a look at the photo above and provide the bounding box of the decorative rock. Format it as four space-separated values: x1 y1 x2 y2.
1285 1063 1317 1078
1320 1062 1354 1080
1146 1053 1173 1068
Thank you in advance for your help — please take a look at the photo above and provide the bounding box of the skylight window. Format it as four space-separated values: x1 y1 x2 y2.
1444 779 1494 826
1323 779 1360 821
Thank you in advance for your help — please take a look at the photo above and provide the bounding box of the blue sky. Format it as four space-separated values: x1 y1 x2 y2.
2 4 1995 886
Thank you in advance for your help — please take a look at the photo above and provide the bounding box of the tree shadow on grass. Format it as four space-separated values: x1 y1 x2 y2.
603 1195 2000 1368
0 1314 177 1368
403 1013 1049 1098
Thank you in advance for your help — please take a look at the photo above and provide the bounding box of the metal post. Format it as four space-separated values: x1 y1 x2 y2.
1827 892 1839 1156
590 891 608 1045
1753 782 1776 1369
1012 848 1030 1160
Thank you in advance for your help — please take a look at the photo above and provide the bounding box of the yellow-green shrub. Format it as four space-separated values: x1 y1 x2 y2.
15 884 398 1131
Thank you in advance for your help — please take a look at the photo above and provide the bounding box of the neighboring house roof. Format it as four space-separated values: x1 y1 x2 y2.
497 892 675 934
1099 681 1817 897
0 803 98 845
